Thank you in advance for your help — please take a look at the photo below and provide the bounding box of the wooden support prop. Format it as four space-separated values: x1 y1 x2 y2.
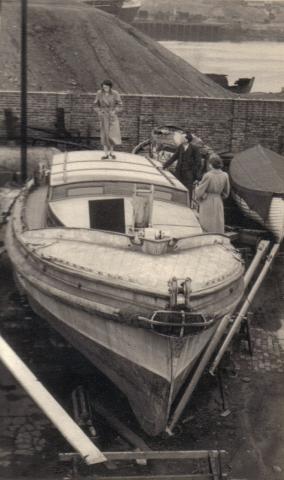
243 239 270 289
166 314 232 435
0 335 106 465
209 242 280 376
94 402 151 452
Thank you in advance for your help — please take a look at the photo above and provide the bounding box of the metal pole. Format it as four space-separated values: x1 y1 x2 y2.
21 0 28 183
210 242 280 376
166 314 232 435
0 335 106 465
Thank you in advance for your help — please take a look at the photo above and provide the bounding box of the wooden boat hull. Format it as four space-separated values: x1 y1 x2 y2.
232 190 284 242
6 190 244 435
22 284 220 436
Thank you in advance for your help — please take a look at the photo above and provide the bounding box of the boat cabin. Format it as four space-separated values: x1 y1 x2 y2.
48 151 202 238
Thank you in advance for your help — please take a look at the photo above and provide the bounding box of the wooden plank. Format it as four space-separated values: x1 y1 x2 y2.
59 450 228 479
208 451 220 480
0 335 106 465
86 475 227 480
60 450 227 461
94 403 151 452
104 451 225 461
25 185 48 229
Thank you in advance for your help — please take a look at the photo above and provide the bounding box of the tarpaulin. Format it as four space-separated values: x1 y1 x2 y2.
229 144 284 220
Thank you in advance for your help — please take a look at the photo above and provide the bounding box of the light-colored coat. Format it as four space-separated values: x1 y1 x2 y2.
94 89 123 147
195 169 230 234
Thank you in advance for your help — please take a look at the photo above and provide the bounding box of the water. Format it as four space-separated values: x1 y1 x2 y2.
161 41 284 93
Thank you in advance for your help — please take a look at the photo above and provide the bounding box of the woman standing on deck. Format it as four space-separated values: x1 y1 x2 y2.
195 155 230 234
94 80 123 159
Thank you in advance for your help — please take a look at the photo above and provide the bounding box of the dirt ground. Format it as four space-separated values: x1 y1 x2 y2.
0 219 284 479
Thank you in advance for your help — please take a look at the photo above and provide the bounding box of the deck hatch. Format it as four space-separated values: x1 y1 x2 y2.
89 198 125 233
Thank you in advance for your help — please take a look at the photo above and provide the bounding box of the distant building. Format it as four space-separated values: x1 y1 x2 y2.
246 0 271 8
245 0 276 6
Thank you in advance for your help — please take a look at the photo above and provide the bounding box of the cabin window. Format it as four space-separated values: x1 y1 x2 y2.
154 191 172 202
50 182 188 206
104 183 132 196
172 190 188 205
89 198 125 233
50 185 67 200
67 186 104 197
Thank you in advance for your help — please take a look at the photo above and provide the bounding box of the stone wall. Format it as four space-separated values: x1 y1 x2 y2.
0 91 284 155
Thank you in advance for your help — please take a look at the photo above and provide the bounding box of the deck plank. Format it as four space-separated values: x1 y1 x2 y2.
25 186 48 230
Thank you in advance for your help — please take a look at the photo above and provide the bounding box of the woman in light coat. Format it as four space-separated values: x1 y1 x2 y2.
94 79 123 159
195 155 230 234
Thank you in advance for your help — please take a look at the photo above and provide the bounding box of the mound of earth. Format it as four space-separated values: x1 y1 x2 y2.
0 1 233 97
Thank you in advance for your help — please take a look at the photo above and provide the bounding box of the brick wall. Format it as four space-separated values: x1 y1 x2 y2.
0 91 284 154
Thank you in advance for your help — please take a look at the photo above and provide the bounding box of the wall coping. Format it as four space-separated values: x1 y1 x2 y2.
0 90 284 104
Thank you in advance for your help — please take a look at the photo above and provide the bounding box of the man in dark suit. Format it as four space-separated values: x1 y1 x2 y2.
162 131 203 205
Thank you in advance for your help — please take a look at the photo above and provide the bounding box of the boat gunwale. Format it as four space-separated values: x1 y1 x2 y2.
12 246 237 341
16 268 220 333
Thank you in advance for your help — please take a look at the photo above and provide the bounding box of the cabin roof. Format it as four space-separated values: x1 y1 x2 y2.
50 150 187 191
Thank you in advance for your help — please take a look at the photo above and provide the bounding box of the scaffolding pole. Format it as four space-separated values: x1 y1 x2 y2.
243 239 270 289
166 314 232 435
166 239 274 434
210 242 280 375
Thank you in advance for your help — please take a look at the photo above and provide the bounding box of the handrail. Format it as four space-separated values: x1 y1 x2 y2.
146 154 177 187
138 311 215 328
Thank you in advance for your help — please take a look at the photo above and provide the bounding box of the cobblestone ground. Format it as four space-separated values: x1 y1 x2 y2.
235 326 284 373
244 253 284 373
0 363 66 477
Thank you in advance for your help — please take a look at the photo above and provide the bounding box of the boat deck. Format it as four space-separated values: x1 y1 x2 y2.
25 186 48 230
22 227 243 295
